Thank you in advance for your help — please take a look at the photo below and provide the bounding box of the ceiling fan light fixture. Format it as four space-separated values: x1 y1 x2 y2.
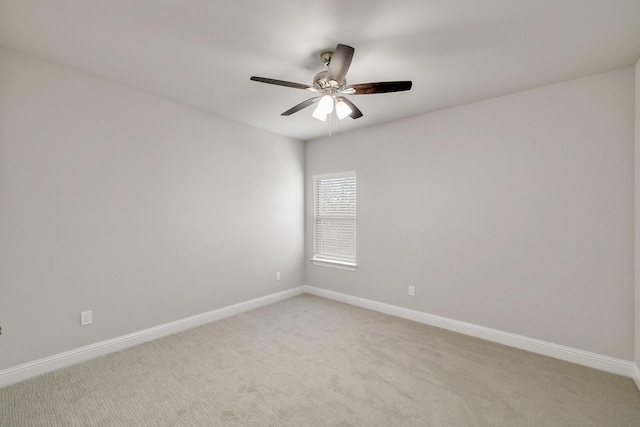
312 104 328 121
335 100 352 120
317 94 334 115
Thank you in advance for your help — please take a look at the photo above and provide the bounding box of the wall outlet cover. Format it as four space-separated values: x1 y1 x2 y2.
81 311 92 326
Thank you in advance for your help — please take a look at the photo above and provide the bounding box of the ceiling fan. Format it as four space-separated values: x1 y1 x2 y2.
250 44 412 121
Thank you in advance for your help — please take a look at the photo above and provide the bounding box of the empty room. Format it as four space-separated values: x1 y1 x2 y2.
1 1 640 425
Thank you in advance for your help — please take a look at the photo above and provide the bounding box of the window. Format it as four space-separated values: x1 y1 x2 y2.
311 172 357 270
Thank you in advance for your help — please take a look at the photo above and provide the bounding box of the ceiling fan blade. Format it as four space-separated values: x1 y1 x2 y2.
348 81 413 95
250 76 313 91
281 97 320 116
326 44 354 86
337 97 363 119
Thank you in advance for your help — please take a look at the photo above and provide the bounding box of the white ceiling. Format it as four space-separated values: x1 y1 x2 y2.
1 0 640 141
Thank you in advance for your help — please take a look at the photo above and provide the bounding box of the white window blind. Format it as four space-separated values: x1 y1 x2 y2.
312 172 356 267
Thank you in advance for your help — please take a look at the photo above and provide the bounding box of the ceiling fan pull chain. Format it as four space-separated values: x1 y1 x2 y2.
329 111 333 137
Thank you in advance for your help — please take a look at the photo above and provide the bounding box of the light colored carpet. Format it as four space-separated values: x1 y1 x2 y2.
1 294 639 426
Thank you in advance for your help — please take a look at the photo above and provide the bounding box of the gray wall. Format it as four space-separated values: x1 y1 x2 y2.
1 45 636 372
306 67 635 360
636 58 640 372
0 48 305 370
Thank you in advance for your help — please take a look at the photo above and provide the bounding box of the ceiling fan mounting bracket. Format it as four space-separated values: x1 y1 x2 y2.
320 49 334 67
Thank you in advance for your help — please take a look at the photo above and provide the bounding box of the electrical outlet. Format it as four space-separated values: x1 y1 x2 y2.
408 286 415 296
276 272 281 281
80 311 92 326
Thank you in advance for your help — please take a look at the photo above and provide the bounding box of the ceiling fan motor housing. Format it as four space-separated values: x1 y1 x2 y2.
314 71 345 89
314 49 349 91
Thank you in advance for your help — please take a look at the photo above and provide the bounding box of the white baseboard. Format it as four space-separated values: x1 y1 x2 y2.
3 285 638 392
304 286 637 381
0 286 306 388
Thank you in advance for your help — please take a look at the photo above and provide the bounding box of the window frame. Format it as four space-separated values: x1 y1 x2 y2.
310 171 357 271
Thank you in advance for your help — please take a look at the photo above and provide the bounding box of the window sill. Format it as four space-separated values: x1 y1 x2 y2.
310 258 357 271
